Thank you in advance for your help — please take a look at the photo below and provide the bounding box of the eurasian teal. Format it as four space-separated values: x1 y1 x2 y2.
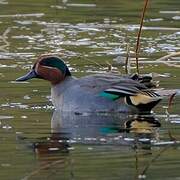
16 55 162 113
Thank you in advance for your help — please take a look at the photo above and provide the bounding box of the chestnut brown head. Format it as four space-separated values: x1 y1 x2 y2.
16 55 71 85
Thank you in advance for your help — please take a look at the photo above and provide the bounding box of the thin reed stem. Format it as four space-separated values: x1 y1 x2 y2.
135 0 149 74
125 43 130 74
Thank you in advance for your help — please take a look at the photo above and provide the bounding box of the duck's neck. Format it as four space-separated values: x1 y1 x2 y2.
51 76 75 107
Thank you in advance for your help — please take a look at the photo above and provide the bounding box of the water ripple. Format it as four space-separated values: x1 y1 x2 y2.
0 13 44 18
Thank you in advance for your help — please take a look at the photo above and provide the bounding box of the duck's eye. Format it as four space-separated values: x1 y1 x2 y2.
39 58 51 66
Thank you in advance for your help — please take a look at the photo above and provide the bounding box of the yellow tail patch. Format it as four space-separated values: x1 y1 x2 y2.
129 93 158 106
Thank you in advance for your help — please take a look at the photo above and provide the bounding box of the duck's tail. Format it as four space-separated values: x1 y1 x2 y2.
130 73 157 88
125 90 162 112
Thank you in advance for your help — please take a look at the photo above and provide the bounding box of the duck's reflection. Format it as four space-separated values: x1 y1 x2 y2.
23 111 161 179
34 111 160 155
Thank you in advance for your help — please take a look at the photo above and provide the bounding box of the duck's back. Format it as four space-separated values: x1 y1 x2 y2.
78 73 146 93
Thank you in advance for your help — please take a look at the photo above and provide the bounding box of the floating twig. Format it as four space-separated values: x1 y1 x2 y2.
168 93 177 111
135 147 139 180
106 61 112 72
168 130 177 141
156 51 180 62
135 0 149 74
156 51 180 68
168 92 177 141
0 27 11 52
21 159 65 180
140 145 170 176
80 55 104 68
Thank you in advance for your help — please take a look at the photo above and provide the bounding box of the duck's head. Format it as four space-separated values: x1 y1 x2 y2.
16 55 71 85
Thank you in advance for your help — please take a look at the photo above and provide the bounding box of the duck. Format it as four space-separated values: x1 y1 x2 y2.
16 55 162 113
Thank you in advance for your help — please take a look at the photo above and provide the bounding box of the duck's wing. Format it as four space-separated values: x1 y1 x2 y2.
79 73 147 92
100 80 162 112
103 84 159 97
79 73 162 111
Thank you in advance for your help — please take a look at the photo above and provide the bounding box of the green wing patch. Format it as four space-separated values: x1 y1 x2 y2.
99 92 119 100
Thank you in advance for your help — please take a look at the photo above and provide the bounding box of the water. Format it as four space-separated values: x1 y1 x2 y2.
0 0 180 179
